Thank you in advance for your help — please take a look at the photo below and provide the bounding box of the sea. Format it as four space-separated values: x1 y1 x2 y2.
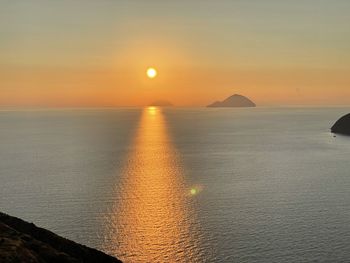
1 107 350 262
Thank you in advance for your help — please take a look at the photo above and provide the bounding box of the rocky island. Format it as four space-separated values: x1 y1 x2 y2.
207 94 256 107
149 100 173 107
0 212 121 263
331 113 350 135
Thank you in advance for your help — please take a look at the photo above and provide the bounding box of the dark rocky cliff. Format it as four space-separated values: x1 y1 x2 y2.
331 113 350 135
0 212 121 263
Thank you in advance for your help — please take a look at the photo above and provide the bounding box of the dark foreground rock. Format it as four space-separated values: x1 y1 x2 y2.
207 94 256 107
0 212 121 263
331 113 350 135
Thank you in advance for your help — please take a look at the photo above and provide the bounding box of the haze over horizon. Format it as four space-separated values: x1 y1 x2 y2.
1 0 350 107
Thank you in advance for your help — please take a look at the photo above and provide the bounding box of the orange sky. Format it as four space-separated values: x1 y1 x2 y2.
1 1 350 107
2 66 350 107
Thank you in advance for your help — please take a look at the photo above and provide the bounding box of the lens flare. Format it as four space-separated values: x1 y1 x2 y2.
189 185 203 196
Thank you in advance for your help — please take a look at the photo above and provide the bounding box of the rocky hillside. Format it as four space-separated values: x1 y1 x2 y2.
0 212 121 263
331 113 350 135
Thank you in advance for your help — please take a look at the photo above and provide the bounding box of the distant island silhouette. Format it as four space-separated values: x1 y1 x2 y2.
149 100 173 107
207 94 256 107
0 212 121 263
331 113 350 135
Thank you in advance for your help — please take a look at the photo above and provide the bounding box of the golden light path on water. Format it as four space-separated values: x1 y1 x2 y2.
103 107 205 262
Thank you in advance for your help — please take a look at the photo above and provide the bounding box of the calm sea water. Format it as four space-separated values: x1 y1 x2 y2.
1 107 350 262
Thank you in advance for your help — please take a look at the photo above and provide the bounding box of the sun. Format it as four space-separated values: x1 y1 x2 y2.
146 67 157 79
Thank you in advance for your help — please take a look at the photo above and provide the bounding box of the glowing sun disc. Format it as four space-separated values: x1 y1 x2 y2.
147 67 157 79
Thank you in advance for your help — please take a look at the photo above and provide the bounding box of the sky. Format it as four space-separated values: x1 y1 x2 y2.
1 0 350 107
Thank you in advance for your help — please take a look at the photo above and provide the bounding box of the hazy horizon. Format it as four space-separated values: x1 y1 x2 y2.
1 0 350 107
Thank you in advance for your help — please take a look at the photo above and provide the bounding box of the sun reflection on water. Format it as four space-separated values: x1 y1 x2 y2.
147 106 157 115
104 107 205 262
